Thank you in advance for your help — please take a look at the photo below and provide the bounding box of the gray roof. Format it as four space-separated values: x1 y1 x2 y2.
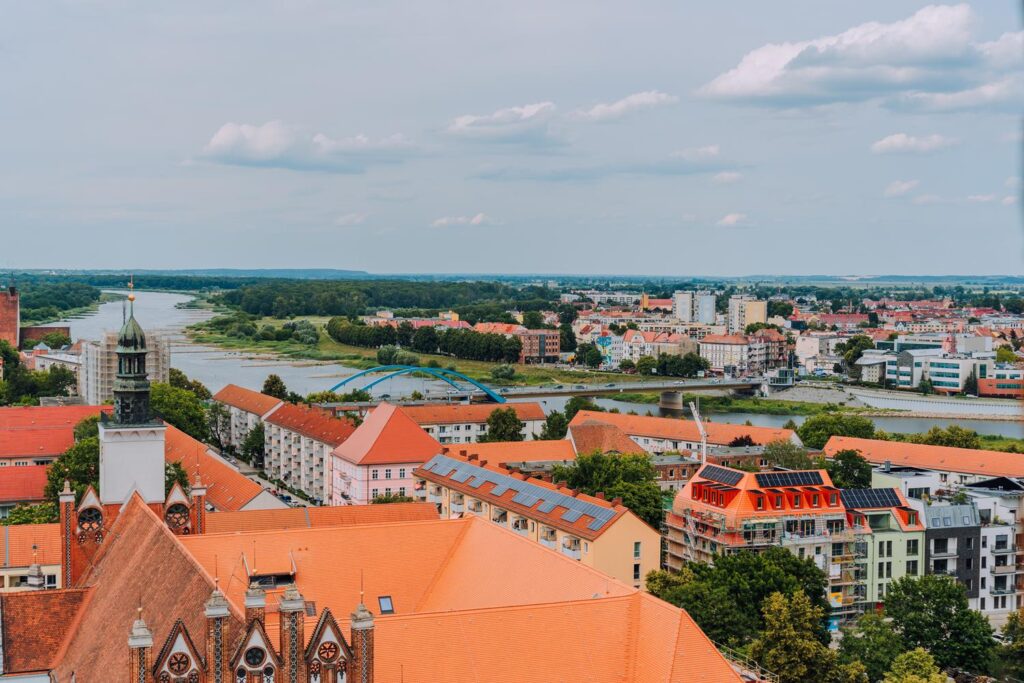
923 503 979 530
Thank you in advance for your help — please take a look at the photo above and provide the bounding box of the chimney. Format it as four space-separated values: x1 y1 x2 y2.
350 602 375 683
204 583 230 682
191 477 207 535
612 497 623 506
128 607 154 683
58 480 75 587
244 583 266 626
441 447 449 454
467 454 478 462
883 460 891 473
595 492 605 500
556 480 567 489
26 545 44 590
278 585 307 682
459 449 468 457
479 460 488 468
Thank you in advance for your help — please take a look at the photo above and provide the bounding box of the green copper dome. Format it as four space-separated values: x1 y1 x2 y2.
117 309 147 352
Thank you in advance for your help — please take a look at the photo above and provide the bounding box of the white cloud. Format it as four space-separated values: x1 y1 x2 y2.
884 179 919 197
573 91 678 122
672 145 720 161
892 77 1022 112
870 133 957 154
201 121 415 173
447 102 560 145
967 194 996 203
912 194 942 205
432 212 493 227
717 212 747 226
335 212 368 226
1006 176 1021 189
699 5 1022 110
712 171 743 184
1003 195 1018 206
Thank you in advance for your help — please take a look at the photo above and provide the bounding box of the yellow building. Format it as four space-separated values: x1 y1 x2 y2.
414 452 660 588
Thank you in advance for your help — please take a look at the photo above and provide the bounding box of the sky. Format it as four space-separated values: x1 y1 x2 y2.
1 1 1021 276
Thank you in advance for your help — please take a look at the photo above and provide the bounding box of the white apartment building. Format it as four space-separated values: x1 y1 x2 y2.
33 352 83 393
672 291 717 325
399 402 546 443
211 384 283 450
264 402 356 502
80 330 170 405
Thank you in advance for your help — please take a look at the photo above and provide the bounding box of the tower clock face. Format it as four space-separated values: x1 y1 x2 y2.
79 507 102 532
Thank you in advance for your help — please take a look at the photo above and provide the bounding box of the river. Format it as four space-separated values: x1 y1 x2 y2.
57 290 1023 439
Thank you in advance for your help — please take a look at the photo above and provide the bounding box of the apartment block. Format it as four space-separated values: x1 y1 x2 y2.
211 383 283 450
80 330 170 405
727 295 767 333
400 402 546 443
264 403 356 502
415 452 660 588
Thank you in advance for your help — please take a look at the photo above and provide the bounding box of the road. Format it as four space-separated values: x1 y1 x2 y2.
427 377 762 402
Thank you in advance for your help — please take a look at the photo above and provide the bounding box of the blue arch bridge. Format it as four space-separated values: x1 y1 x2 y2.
329 365 507 403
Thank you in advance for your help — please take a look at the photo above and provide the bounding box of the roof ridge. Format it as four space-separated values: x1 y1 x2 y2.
383 592 637 623
624 591 641 682
188 516 454 538
412 517 474 613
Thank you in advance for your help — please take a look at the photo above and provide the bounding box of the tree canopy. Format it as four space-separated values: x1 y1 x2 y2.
262 374 289 400
824 449 872 488
883 648 946 683
838 612 906 683
797 413 876 449
551 452 663 528
151 382 210 442
478 407 525 443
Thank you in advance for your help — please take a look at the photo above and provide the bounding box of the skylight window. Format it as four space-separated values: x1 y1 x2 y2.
378 595 394 615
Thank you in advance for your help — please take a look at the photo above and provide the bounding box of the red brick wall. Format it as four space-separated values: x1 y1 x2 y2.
20 326 71 346
0 288 18 349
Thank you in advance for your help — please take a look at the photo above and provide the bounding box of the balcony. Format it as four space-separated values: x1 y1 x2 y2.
562 537 582 561
930 546 957 559
991 564 1017 575
511 518 529 536
466 501 484 516
991 585 1017 595
491 509 508 525
540 536 556 550
992 545 1017 555
450 502 464 514
427 486 443 504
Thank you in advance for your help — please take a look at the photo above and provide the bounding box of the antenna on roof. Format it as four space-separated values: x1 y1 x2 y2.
252 540 257 575
360 569 365 602
688 401 708 464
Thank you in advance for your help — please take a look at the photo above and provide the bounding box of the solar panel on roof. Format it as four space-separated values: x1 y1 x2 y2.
700 465 743 486
754 471 824 488
422 454 618 532
839 488 902 509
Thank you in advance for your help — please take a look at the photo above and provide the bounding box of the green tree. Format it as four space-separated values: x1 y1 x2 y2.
564 396 603 422
618 359 635 372
44 436 100 504
478 407 525 443
782 418 798 431
1 503 59 525
997 608 1024 680
165 461 190 495
963 370 978 395
885 574 993 672
797 413 876 449
764 439 814 469
559 322 577 352
168 368 211 400
750 591 839 683
490 364 517 381
648 547 829 647
996 346 1018 363
907 425 980 449
838 612 906 683
371 492 414 504
575 342 602 368
151 382 211 442
73 415 100 441
207 402 232 451
39 331 71 348
539 411 569 440
918 377 934 395
883 648 945 683
636 355 657 376
242 423 265 467
551 452 663 528
262 374 289 400
825 449 872 489
377 344 400 365
835 335 875 369
522 310 545 329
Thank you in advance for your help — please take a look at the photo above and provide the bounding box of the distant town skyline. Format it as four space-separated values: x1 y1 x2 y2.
1 2 1020 274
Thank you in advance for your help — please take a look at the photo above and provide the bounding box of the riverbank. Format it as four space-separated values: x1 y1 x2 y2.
611 392 885 416
187 318 643 388
22 291 125 327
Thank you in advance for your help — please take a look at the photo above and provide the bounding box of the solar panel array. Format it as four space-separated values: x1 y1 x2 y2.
755 471 824 488
840 488 902 509
422 454 617 532
699 465 743 486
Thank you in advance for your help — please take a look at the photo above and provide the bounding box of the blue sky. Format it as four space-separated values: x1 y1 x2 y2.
1 2 1020 275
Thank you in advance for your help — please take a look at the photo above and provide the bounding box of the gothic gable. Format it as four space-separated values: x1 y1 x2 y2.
154 619 206 683
229 619 283 682
304 609 351 682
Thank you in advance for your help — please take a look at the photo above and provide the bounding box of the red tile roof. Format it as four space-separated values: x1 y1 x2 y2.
0 405 106 430
700 334 749 345
333 403 441 466
399 402 545 425
0 464 48 504
205 502 439 534
824 436 1024 479
1 589 88 674
212 383 282 416
570 410 797 448
3 523 61 567
569 420 646 455
0 405 106 459
448 439 578 466
164 425 265 511
265 402 357 446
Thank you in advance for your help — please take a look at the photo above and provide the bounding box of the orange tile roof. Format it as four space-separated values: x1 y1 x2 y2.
333 402 441 466
0 429 75 459
398 402 545 425
700 334 749 345
0 405 107 459
570 410 797 447
1 589 88 674
205 502 439 534
445 439 578 465
472 322 527 335
181 516 738 682
569 420 646 455
824 436 1024 479
212 383 282 416
264 402 357 447
0 464 49 503
52 496 245 682
415 453 629 540
164 424 265 511
0 405 106 430
3 523 61 567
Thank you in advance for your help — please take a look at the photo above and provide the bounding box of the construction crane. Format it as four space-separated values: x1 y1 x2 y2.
688 400 708 464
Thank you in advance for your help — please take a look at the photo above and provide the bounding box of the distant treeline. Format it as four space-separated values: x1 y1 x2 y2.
326 318 522 363
217 280 557 318
17 283 102 324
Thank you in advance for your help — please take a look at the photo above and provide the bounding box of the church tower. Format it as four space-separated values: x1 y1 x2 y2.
98 281 167 508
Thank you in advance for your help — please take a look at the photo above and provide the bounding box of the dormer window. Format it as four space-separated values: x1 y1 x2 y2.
811 494 820 507
792 495 801 509
774 495 783 508
755 497 764 510
378 595 394 614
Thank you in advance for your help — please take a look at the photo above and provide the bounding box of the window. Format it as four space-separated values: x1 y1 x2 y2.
378 595 395 615
879 541 886 558
811 494 820 507
384 469 392 480
829 493 838 506
755 497 764 510
371 488 379 498
634 541 642 559
966 557 973 570
774 495 783 508
399 468 406 478
886 540 892 558
371 470 379 480
399 487 406 496
907 539 919 555
966 537 974 550
384 488 392 496
633 563 641 581
906 560 918 576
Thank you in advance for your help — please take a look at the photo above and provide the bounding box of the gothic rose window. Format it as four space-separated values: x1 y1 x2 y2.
165 503 190 530
168 652 191 675
317 641 339 663
244 647 265 667
78 507 102 532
